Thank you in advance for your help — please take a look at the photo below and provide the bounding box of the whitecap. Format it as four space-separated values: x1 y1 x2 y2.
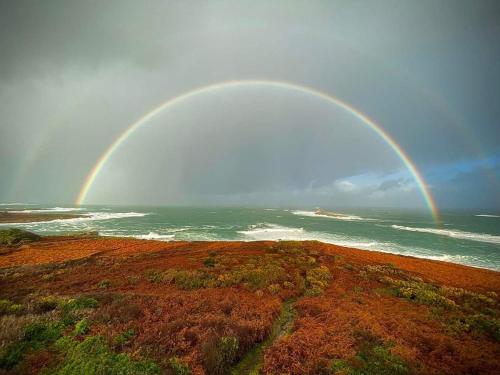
9 207 85 213
391 225 500 244
291 210 369 221
0 211 148 226
103 231 175 241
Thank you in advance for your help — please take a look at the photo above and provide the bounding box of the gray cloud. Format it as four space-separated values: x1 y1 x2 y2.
0 0 499 209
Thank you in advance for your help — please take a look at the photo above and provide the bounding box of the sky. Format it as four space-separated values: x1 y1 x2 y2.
0 0 499 210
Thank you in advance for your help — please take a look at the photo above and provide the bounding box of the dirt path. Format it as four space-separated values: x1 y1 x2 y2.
232 299 297 375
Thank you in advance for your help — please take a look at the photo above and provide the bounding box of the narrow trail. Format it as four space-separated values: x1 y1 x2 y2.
232 299 297 375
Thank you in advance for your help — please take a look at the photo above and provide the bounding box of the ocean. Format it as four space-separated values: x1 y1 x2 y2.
1 204 499 271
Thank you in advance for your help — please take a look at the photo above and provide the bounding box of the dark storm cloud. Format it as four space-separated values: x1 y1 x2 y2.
0 0 499 208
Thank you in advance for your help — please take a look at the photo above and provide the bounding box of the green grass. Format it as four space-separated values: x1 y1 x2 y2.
330 330 409 374
231 299 297 375
0 321 64 370
0 299 24 315
0 228 41 246
51 335 160 374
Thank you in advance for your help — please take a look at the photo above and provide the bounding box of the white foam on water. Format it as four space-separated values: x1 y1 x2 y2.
475 214 500 218
238 224 306 240
0 211 148 226
10 207 85 213
291 210 371 221
101 231 175 241
237 223 499 270
391 225 500 244
0 203 38 206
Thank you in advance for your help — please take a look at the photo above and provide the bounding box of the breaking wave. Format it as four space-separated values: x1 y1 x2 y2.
9 207 85 213
0 203 38 206
475 214 500 218
237 223 499 270
101 231 175 241
0 211 148 226
391 225 500 244
291 210 370 221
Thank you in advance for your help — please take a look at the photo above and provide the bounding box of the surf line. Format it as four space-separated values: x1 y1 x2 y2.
75 80 440 223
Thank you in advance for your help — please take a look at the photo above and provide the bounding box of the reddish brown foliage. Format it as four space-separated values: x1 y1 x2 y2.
0 238 499 374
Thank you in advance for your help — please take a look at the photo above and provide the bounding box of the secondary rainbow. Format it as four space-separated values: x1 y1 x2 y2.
75 80 440 222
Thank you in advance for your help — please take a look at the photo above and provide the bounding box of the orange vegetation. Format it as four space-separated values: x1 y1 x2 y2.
0 237 499 374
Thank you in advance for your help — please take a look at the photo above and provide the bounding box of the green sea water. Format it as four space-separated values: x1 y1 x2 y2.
1 205 499 270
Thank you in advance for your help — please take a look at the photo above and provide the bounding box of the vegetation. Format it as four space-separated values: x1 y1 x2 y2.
202 335 239 375
0 228 40 246
166 356 191 375
0 321 63 370
97 279 111 289
52 335 160 374
0 299 23 316
380 276 458 309
1 237 499 374
342 330 409 374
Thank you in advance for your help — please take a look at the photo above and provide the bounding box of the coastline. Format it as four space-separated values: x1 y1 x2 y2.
1 235 499 374
1 236 498 293
0 211 85 224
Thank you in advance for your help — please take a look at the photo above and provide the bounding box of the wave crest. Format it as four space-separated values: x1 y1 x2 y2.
391 225 500 244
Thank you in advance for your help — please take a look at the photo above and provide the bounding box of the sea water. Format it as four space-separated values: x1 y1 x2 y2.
1 204 499 271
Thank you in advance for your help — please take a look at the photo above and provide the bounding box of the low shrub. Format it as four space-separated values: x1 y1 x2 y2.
98 279 111 289
467 314 500 342
163 269 215 290
0 321 64 370
51 335 160 374
329 330 410 374
166 356 191 375
450 314 500 342
305 286 324 297
268 284 281 295
146 269 164 283
365 264 403 276
201 335 239 375
381 277 457 310
305 266 332 295
74 318 90 336
34 296 60 313
203 257 216 268
63 296 98 310
42 273 57 281
0 300 23 316
0 228 41 246
114 328 135 349
127 275 140 285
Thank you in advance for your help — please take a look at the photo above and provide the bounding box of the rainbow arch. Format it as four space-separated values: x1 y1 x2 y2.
75 80 439 222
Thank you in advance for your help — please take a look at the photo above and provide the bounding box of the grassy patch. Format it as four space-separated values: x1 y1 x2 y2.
0 299 23 316
51 335 160 374
329 330 409 374
0 228 41 246
232 299 296 375
380 277 457 309
202 335 239 375
166 356 191 375
0 321 64 370
305 266 332 296
97 279 111 289
73 318 90 336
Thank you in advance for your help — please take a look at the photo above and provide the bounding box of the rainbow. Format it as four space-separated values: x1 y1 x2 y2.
75 80 440 222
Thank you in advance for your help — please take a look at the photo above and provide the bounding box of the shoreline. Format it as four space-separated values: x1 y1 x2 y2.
0 211 85 223
1 234 499 373
1 235 498 293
